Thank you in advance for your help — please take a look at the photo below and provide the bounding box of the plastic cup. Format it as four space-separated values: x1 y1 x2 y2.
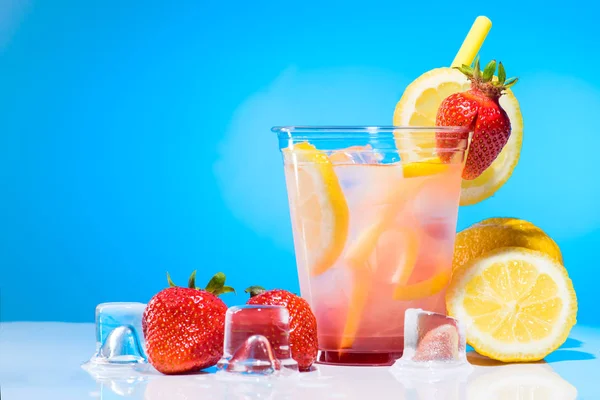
274 126 470 366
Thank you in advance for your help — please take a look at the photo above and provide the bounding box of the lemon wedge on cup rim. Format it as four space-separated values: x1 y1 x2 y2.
446 247 577 362
393 67 524 206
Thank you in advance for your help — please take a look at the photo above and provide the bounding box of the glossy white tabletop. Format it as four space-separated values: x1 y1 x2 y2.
1 322 599 399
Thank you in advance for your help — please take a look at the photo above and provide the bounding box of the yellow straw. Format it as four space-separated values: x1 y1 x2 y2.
451 16 492 68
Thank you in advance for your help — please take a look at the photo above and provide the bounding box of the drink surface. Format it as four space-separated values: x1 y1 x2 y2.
283 151 463 365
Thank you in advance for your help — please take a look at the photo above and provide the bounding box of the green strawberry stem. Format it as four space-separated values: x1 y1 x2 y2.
187 270 197 289
165 271 236 296
482 60 496 82
245 286 267 297
205 272 236 296
167 272 177 287
455 57 518 98
498 62 507 84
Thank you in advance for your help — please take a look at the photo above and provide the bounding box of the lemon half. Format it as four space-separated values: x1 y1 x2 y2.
453 217 563 271
446 247 577 362
393 67 524 206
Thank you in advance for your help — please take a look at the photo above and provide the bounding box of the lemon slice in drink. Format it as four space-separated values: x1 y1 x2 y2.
446 247 577 362
284 142 349 276
403 157 449 178
393 67 524 206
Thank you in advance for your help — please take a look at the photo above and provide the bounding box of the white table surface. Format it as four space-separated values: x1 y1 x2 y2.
1 322 599 399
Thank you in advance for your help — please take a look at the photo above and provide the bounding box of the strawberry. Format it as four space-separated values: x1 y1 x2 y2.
143 271 234 374
246 286 318 371
436 58 518 180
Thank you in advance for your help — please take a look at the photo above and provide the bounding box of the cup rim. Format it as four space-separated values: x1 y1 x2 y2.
272 125 470 134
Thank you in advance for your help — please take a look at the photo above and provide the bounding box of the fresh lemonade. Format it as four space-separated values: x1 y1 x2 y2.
276 128 470 365
268 15 576 371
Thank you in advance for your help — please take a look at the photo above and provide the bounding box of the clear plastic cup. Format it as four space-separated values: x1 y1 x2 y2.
274 126 470 366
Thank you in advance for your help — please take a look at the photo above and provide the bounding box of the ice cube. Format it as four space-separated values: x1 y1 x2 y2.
335 163 404 211
328 145 384 165
97 325 146 363
82 304 149 395
412 181 459 223
84 302 147 366
391 308 471 377
413 324 460 362
217 305 299 377
227 335 280 374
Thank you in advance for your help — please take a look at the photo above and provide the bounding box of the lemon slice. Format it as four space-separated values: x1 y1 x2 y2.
453 217 563 271
446 247 577 362
403 158 449 178
285 142 349 276
393 67 524 206
341 193 417 349
393 270 450 301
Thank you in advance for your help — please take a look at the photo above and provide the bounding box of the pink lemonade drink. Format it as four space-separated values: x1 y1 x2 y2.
275 126 471 366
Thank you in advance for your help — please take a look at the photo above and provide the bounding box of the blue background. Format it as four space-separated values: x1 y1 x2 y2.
1 0 599 326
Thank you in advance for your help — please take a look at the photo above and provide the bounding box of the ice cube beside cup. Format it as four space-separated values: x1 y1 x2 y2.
217 305 299 376
391 308 471 376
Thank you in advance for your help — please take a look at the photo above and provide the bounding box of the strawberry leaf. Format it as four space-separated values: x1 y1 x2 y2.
187 270 197 289
214 286 236 295
504 77 519 88
472 56 481 80
205 272 226 292
204 272 236 296
455 64 473 77
167 272 176 287
498 62 506 85
245 286 267 298
482 60 496 83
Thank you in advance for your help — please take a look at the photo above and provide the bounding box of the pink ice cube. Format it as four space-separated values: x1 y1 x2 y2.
392 308 471 375
413 324 460 362
217 305 298 375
